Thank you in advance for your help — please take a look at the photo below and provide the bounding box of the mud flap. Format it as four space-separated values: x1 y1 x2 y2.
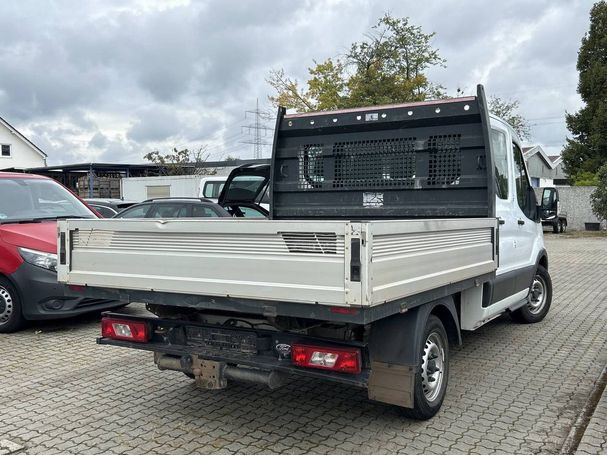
367 297 459 408
368 361 415 408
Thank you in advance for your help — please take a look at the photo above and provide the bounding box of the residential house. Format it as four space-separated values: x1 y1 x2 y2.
523 145 567 187
0 115 47 170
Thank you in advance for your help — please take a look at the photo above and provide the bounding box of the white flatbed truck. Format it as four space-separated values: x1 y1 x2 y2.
57 85 552 419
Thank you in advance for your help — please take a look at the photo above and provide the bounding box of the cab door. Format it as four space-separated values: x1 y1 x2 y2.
491 126 518 274
510 141 539 269
491 122 539 304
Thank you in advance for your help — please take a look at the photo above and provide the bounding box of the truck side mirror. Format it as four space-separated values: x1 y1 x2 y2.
528 186 540 222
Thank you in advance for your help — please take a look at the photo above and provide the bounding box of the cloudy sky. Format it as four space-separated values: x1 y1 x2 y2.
0 0 595 165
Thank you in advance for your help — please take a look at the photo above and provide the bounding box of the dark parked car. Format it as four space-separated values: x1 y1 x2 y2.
113 198 231 219
112 164 271 220
84 198 137 218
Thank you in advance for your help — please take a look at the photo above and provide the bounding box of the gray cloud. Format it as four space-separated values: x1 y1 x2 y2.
127 107 182 143
0 0 597 164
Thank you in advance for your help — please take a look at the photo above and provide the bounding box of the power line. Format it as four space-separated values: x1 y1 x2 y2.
241 99 273 159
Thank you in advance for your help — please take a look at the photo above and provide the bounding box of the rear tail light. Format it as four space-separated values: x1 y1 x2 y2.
291 344 361 374
101 318 149 342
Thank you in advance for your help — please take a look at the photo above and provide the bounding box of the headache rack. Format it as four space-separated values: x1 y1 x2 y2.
269 85 495 220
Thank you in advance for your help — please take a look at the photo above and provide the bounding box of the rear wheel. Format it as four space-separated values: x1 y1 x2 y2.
0 278 24 333
400 315 449 420
511 265 552 323
559 220 566 233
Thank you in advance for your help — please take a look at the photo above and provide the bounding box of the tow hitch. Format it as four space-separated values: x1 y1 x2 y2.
154 353 287 390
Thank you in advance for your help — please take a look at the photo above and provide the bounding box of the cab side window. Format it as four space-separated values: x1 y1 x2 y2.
491 129 509 199
513 142 532 217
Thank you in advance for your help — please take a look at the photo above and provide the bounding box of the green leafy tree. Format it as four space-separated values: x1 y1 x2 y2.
267 14 446 111
573 171 599 186
562 1 607 184
144 147 213 176
488 96 531 140
591 163 607 220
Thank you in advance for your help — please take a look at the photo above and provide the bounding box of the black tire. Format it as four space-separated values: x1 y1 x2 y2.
553 222 559 234
0 277 24 333
511 265 552 324
560 220 566 233
399 315 449 420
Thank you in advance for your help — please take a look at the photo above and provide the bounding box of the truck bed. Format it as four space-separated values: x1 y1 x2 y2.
57 218 497 310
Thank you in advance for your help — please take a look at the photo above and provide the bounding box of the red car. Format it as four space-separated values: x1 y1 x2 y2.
0 172 124 332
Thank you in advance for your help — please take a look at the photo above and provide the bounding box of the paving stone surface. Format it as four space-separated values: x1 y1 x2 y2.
0 236 606 454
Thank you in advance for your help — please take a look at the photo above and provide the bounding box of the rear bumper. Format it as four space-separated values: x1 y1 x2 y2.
97 312 369 388
9 263 124 320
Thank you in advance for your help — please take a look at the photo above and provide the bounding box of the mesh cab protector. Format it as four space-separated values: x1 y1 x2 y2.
270 84 495 220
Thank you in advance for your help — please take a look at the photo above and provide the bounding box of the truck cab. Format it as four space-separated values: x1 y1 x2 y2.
487 117 549 327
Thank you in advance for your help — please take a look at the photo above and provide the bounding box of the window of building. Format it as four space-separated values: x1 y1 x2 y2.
146 185 170 199
1 144 10 157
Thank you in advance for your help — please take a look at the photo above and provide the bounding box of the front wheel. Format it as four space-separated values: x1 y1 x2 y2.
0 278 24 333
400 315 449 420
511 265 552 323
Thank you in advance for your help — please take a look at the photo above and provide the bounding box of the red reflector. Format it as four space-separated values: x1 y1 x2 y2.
330 306 359 315
291 344 361 374
68 285 85 292
101 318 149 342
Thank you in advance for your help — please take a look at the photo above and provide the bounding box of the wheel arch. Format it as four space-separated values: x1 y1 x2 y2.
537 249 549 271
0 273 22 295
367 296 459 409
430 302 461 347
368 295 461 369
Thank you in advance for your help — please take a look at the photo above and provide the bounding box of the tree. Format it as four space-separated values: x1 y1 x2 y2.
224 155 239 163
562 1 607 184
488 96 531 140
143 147 213 176
590 163 607 220
267 14 446 111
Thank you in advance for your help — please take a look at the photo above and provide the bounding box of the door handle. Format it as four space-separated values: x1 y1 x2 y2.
517 219 525 225
497 217 505 225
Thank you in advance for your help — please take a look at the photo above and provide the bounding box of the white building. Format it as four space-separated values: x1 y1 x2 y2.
522 145 567 187
0 115 47 170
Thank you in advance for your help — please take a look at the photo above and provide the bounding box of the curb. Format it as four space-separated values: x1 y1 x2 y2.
560 364 607 454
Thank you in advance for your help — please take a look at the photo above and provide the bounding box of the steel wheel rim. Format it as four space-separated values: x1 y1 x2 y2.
527 275 546 315
421 331 445 402
0 286 14 324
